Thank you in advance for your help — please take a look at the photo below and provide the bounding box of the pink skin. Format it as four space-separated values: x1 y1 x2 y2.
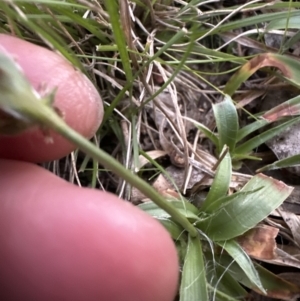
0 36 179 301
0 34 103 163
0 160 178 301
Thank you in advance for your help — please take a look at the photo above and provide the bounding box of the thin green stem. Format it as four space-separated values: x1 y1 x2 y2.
43 110 198 237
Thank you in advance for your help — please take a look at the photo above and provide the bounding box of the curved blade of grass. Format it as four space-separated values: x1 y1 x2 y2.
207 286 242 301
131 115 140 173
262 94 300 122
213 95 239 154
257 154 300 173
103 0 133 83
232 154 262 161
189 44 247 64
283 30 300 52
207 278 246 301
180 234 208 301
204 10 300 35
139 150 182 194
159 219 185 240
205 257 248 300
224 53 300 96
183 116 219 147
233 117 300 158
272 2 300 9
237 119 269 142
216 253 300 299
139 200 200 222
266 15 300 30
204 187 263 214
0 3 82 69
50 6 109 43
253 263 300 299
196 174 293 241
218 240 265 293
200 147 232 213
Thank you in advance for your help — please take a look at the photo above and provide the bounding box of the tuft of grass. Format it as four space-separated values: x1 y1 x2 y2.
2 0 300 300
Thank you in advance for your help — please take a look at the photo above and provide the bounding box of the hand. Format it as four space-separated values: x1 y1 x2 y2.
0 35 178 301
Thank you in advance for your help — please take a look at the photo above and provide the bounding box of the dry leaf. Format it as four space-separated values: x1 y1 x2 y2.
238 225 278 260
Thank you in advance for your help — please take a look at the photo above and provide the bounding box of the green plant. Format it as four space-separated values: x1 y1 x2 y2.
140 147 294 301
2 0 300 300
185 52 300 169
186 93 300 168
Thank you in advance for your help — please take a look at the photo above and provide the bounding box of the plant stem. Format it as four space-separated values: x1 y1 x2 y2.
43 109 198 237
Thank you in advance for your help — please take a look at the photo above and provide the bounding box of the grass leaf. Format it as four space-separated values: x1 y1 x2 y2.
200 147 232 213
216 253 300 299
213 95 239 154
218 240 265 293
159 219 185 240
196 174 293 241
103 0 133 83
257 154 300 172
234 117 300 157
139 199 200 222
237 119 269 142
180 234 208 301
183 116 219 147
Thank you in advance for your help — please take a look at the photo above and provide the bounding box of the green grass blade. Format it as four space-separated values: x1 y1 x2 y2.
103 0 133 83
180 234 208 301
262 94 300 122
213 95 239 154
266 15 300 30
257 154 300 172
283 29 300 52
183 116 219 147
0 3 82 69
131 115 140 173
203 188 263 214
159 219 185 240
196 174 293 241
253 263 300 299
234 117 300 157
206 284 243 301
50 6 109 43
200 147 232 213
213 10 300 35
205 258 247 300
139 200 200 222
236 119 269 142
216 253 300 299
218 240 265 293
225 53 300 96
